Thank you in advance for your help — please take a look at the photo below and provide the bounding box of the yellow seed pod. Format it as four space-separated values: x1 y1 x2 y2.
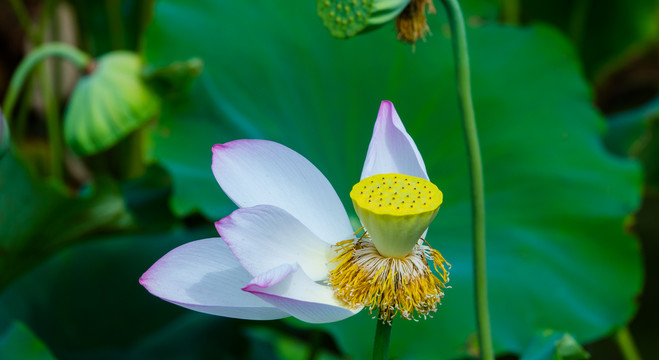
350 173 442 258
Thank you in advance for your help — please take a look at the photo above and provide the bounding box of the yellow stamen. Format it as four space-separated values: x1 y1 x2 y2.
328 234 450 322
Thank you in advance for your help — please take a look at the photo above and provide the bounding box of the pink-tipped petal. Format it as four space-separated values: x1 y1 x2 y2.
361 101 429 180
212 140 353 244
216 205 331 281
140 238 287 320
243 263 360 324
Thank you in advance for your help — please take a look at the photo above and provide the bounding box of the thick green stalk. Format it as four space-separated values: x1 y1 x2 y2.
372 320 392 360
615 327 642 360
39 62 63 180
437 0 493 359
3 43 90 181
3 43 91 121
106 0 126 49
499 0 520 25
568 0 590 47
8 0 38 44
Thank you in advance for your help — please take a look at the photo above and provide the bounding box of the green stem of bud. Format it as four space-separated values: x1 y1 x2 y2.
3 43 91 121
615 327 641 360
3 43 91 182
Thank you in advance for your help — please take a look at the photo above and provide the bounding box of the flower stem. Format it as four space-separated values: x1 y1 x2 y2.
615 327 642 360
437 0 493 359
499 0 520 25
372 319 392 360
3 43 91 121
2 43 90 181
39 60 64 181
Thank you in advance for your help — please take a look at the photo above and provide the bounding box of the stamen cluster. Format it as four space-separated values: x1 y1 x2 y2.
328 233 450 323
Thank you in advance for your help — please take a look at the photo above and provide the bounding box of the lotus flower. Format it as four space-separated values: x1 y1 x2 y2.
140 101 449 323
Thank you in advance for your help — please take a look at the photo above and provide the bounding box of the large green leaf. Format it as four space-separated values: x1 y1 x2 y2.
520 0 659 79
143 1 642 358
0 227 218 359
0 322 57 360
606 96 659 189
0 109 8 158
0 151 133 289
520 330 590 360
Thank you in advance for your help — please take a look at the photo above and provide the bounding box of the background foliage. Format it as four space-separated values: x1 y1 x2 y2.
0 0 657 359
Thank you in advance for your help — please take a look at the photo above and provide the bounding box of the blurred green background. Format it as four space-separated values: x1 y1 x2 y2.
0 0 657 359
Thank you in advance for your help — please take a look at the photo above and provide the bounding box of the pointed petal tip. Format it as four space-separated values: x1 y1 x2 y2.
241 264 360 324
361 100 428 180
242 263 296 293
214 216 228 233
138 273 147 286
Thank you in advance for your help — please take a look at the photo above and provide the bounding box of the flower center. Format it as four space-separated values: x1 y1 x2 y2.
328 235 450 322
350 173 442 257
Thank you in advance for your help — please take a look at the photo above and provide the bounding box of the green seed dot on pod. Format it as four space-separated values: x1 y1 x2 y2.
317 0 372 38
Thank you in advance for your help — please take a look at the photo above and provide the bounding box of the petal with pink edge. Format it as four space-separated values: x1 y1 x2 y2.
216 204 331 281
243 263 360 323
211 139 353 244
140 238 288 320
361 101 429 180
212 140 353 244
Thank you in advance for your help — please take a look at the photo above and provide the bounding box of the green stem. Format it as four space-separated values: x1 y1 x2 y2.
437 1 493 359
3 43 91 121
615 327 642 360
568 0 590 48
372 319 392 360
8 0 38 44
499 0 520 25
106 0 126 49
14 74 35 141
39 61 63 181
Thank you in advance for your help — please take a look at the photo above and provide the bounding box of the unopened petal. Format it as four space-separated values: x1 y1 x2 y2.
212 139 354 244
243 263 360 324
216 205 331 281
361 101 429 180
140 238 287 320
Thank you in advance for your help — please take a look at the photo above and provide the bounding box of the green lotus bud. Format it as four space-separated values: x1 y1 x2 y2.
64 51 160 156
317 0 435 44
0 107 9 157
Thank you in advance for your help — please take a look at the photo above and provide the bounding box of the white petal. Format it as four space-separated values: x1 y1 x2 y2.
212 139 353 244
140 238 288 320
216 205 331 281
361 101 429 180
243 263 360 324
